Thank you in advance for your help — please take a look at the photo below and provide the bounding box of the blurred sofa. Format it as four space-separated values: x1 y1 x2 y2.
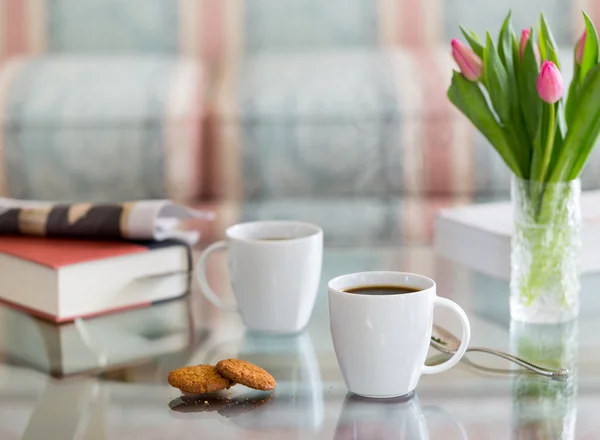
0 0 599 243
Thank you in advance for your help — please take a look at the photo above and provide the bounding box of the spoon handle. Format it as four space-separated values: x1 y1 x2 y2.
467 347 568 378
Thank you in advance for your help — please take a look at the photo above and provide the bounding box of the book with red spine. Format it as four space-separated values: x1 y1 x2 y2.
0 237 191 322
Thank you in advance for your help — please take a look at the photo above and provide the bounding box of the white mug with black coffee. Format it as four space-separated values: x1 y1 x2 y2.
328 271 470 399
196 220 323 334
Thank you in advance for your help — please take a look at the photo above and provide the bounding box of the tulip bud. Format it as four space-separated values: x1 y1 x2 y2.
576 30 586 65
537 61 564 103
451 39 483 81
519 29 531 59
519 28 541 64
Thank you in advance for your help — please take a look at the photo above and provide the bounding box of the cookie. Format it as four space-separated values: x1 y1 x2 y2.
216 359 276 391
168 365 232 394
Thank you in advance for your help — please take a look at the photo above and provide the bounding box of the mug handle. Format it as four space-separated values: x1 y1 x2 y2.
195 240 238 311
421 296 470 375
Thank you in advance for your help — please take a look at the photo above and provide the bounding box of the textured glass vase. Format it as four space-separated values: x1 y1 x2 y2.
510 176 581 323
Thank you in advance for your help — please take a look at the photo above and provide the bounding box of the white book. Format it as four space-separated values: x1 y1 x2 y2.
0 237 191 322
434 190 600 281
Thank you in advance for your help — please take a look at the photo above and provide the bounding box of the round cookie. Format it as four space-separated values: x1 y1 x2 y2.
216 359 276 391
168 365 232 394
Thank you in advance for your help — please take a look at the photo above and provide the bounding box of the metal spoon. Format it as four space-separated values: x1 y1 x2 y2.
430 325 569 379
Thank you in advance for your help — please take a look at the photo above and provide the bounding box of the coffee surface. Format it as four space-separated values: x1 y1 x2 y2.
344 285 421 295
258 237 289 241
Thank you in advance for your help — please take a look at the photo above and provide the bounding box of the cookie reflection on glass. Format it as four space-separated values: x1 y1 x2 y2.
217 392 275 418
168 390 274 420
169 395 232 413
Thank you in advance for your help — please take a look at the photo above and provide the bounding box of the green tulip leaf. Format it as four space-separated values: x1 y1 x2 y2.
550 64 600 180
448 72 522 177
579 12 599 84
484 32 511 123
539 13 561 68
549 102 566 177
516 34 542 145
567 64 600 179
565 57 581 127
544 44 561 70
531 102 553 181
460 26 484 58
498 11 513 68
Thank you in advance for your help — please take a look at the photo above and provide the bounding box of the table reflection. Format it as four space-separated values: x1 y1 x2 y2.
0 284 198 378
333 392 467 440
20 378 107 440
510 321 578 440
170 330 324 431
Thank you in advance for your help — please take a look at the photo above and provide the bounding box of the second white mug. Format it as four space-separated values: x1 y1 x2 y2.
195 220 323 334
328 271 471 399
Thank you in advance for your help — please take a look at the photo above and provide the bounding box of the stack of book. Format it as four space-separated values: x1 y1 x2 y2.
434 190 600 281
0 237 192 322
0 198 213 322
0 198 214 375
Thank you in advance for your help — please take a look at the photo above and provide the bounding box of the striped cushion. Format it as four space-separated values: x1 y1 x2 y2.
0 0 593 61
207 47 493 199
244 0 379 51
207 48 399 200
0 0 223 61
206 46 600 200
47 0 179 53
0 55 205 202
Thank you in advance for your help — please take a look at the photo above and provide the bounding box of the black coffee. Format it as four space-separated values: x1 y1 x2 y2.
344 285 421 295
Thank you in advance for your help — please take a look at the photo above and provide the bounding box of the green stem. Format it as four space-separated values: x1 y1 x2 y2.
539 103 556 183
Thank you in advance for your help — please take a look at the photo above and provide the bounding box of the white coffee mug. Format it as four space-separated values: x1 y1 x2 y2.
328 271 470 398
196 220 323 334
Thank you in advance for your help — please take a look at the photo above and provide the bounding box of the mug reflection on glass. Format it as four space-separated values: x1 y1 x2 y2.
222 332 324 431
195 221 323 334
334 393 468 440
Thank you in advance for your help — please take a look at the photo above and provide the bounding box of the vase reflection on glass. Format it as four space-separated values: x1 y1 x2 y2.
510 176 582 323
509 321 578 440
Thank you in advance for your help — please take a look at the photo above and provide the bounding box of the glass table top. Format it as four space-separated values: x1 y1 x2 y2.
1 245 599 439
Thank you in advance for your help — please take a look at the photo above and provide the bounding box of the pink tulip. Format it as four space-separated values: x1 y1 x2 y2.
519 29 541 64
519 29 531 59
451 39 483 81
537 61 564 103
576 30 586 64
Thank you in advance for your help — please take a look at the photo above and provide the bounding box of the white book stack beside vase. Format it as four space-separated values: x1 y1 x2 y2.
434 190 600 282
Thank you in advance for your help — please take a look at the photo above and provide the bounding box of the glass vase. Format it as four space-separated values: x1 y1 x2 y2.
510 176 581 323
